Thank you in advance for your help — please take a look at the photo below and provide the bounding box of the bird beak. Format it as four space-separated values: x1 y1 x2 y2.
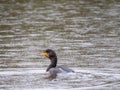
41 51 49 57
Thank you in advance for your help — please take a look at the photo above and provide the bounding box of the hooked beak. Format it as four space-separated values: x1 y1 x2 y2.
41 51 49 57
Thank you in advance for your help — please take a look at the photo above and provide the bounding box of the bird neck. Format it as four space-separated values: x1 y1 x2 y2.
46 57 57 71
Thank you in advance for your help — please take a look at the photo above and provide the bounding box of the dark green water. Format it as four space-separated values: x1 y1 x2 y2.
0 0 120 90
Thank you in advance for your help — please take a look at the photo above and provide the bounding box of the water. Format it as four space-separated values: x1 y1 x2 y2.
0 0 120 90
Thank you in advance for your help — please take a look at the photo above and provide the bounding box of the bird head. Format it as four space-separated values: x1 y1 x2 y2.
41 49 57 59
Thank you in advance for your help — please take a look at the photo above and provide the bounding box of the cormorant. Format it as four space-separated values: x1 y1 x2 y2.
41 49 74 79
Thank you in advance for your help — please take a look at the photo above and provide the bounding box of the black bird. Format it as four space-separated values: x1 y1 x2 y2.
41 49 74 79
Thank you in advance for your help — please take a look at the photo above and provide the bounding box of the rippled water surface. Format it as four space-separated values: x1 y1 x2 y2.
0 0 120 90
